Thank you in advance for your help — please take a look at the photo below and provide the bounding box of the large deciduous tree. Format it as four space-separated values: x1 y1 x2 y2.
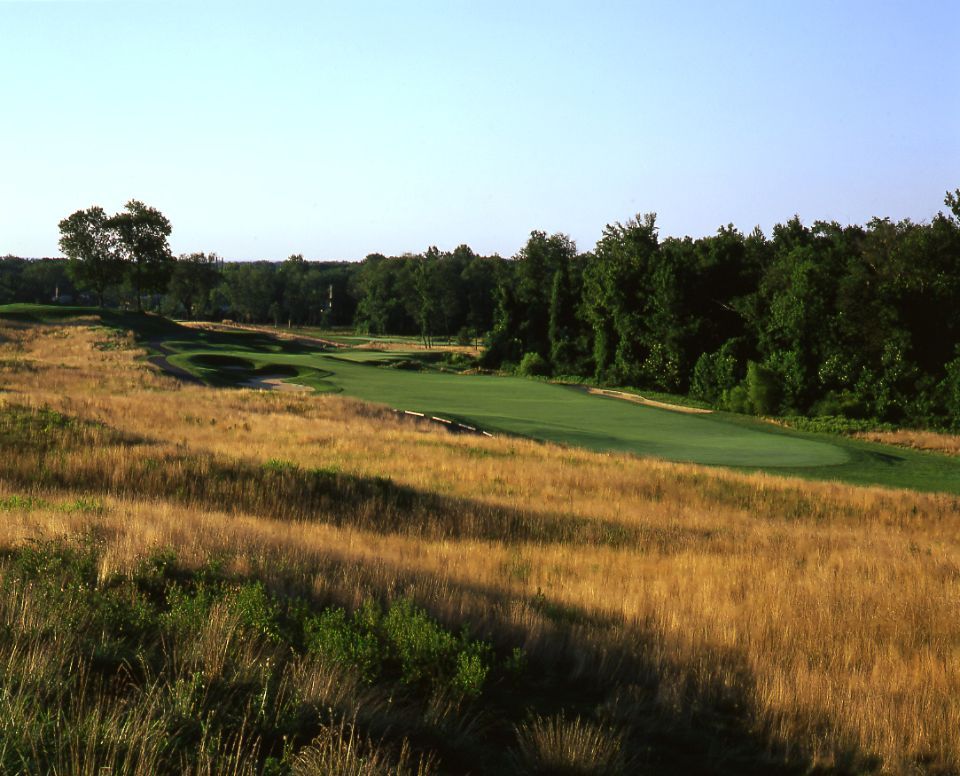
168 252 221 319
58 206 122 306
583 213 659 385
107 200 173 311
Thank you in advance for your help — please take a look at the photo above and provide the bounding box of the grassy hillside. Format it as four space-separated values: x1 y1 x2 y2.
0 308 958 773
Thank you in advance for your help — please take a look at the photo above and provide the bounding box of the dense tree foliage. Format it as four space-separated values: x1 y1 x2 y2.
490 193 960 429
106 200 174 311
55 200 174 310
4 191 959 428
58 206 122 307
167 252 222 320
350 247 504 340
0 256 75 304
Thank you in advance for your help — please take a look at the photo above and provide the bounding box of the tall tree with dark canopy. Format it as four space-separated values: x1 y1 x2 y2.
107 200 173 311
413 252 438 347
58 206 122 306
514 231 577 359
583 213 659 384
168 252 221 319
548 260 580 375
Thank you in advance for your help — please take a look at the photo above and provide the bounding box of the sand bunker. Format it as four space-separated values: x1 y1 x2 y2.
240 375 312 392
583 387 712 414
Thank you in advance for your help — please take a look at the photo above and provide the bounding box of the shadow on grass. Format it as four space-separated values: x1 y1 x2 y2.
301 548 877 775
0 304 329 358
0 403 882 774
0 404 707 551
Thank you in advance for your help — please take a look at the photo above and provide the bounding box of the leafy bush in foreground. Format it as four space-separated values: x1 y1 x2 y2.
0 539 512 774
305 597 492 698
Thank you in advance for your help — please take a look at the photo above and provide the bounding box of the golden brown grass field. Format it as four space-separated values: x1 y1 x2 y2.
855 429 960 457
0 315 957 774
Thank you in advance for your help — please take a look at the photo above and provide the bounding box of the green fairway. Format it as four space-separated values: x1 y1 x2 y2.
6 305 960 494
156 330 960 493
132 325 847 468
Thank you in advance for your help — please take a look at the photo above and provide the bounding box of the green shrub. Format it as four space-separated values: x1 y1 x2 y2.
304 603 383 682
455 326 473 346
0 494 48 511
517 352 550 377
56 497 104 513
691 344 739 405
810 391 869 419
443 351 474 370
163 582 214 634
942 354 960 430
720 384 750 414
386 359 425 371
745 361 782 415
779 415 895 435
305 597 494 697
452 643 491 698
383 598 458 685
229 581 282 642
263 458 299 473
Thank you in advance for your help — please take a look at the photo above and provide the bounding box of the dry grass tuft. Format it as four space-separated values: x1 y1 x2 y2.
292 716 435 776
512 712 628 775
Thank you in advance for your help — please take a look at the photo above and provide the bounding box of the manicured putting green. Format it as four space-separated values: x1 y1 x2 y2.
174 347 846 468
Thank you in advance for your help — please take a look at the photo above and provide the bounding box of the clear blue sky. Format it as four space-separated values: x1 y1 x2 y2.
1 0 957 260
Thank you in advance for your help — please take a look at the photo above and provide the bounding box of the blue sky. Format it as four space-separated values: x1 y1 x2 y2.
1 0 957 260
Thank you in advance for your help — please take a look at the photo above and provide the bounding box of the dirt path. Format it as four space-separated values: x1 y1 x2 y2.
146 340 204 385
580 386 713 414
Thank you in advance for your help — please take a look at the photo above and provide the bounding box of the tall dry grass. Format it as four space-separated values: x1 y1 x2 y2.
856 428 960 457
0 317 958 772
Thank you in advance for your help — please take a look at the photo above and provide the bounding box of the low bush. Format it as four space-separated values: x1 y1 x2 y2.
386 359 425 371
0 540 522 773
305 597 493 698
778 415 895 435
517 352 550 377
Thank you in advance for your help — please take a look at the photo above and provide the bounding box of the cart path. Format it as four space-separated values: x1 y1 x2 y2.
146 340 204 384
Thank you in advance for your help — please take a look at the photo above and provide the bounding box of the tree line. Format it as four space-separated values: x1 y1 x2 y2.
483 192 960 428
2 192 958 427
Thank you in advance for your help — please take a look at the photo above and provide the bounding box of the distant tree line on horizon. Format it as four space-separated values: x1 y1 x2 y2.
2 191 960 428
